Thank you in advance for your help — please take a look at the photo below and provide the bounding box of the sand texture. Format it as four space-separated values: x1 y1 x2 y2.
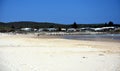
0 34 120 71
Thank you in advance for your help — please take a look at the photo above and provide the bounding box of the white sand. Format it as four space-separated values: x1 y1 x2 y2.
0 34 120 71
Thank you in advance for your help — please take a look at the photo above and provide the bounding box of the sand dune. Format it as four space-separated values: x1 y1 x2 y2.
0 34 120 71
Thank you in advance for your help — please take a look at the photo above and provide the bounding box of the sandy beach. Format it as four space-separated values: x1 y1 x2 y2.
0 33 120 71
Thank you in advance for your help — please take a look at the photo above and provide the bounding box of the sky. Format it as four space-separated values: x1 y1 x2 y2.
0 0 120 24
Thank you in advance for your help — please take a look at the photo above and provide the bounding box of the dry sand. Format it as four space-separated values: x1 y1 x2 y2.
0 33 120 71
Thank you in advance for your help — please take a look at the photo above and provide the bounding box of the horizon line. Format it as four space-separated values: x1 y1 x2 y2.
0 21 120 24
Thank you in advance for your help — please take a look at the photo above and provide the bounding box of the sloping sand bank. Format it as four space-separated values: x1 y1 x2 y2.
0 34 120 71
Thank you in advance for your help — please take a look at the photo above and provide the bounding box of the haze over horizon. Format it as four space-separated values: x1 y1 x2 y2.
0 0 120 24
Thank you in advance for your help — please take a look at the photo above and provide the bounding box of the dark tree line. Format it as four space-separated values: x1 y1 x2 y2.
0 21 120 32
71 21 115 28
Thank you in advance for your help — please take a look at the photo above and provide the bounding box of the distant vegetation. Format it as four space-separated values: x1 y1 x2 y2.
0 21 120 32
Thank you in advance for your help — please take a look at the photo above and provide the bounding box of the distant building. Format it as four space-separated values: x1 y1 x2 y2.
20 28 33 32
93 28 104 32
92 27 115 32
34 29 37 31
67 28 76 32
47 28 57 32
80 27 94 32
61 28 66 32
38 28 44 32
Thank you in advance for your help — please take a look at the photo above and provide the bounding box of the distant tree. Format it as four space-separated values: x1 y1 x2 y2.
11 25 16 30
104 23 108 27
18 26 22 29
11 25 15 29
49 25 54 28
34 25 39 29
10 25 16 32
58 27 61 31
72 22 78 28
108 21 114 26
